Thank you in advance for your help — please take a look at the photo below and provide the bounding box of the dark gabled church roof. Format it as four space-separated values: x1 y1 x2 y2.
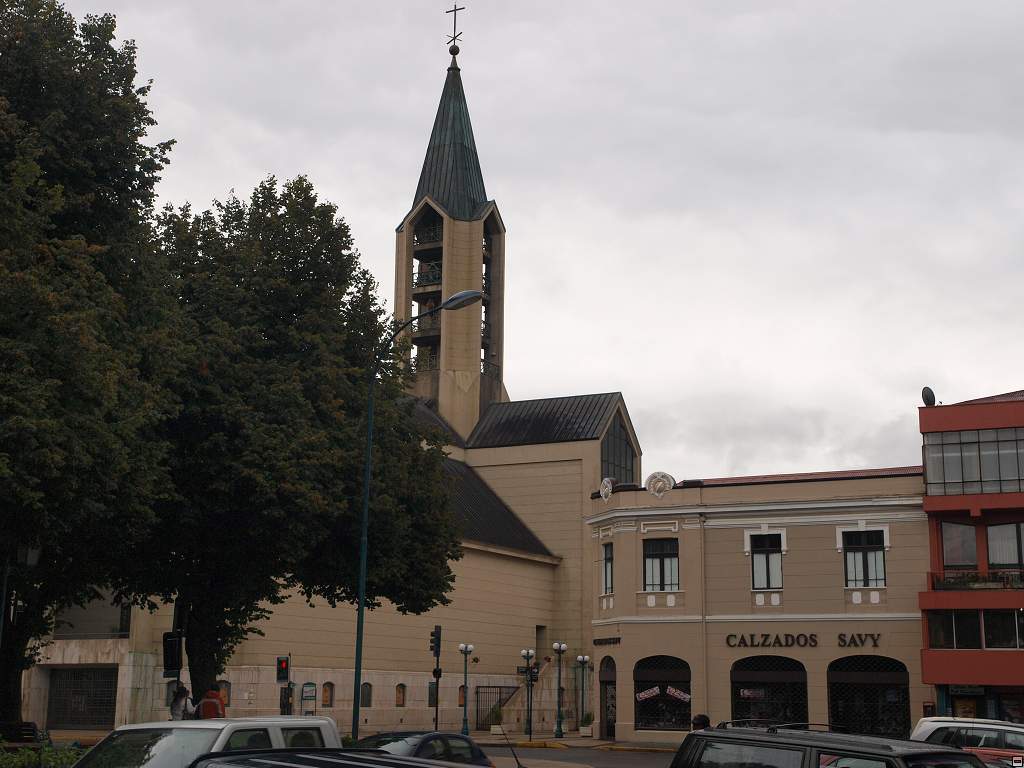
414 54 489 221
444 459 552 557
467 393 625 449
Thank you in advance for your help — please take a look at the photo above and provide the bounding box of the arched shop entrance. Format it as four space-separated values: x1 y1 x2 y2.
633 656 692 731
599 656 616 740
731 656 808 725
828 655 911 738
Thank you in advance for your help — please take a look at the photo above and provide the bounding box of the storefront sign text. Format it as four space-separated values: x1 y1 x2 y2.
837 633 880 648
727 633 818 648
636 686 660 702
666 685 691 702
726 632 883 648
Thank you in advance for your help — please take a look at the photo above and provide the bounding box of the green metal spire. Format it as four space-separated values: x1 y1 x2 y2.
414 51 488 221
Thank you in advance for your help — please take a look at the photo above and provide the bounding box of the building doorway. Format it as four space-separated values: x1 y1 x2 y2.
599 656 616 739
47 667 118 730
633 655 691 731
730 656 807 725
828 655 910 738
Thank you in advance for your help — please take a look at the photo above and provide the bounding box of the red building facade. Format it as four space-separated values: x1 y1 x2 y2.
919 390 1024 721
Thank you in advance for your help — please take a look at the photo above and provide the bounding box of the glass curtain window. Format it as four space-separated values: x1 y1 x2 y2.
602 543 614 594
953 611 982 648
751 534 783 590
928 611 955 649
942 523 977 568
843 531 886 587
643 539 679 591
601 414 636 484
923 429 1024 495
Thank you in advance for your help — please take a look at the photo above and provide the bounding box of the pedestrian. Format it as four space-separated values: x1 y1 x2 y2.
692 714 711 731
197 685 226 719
170 686 194 720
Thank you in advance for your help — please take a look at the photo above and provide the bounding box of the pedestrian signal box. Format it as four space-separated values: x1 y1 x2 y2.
276 655 290 683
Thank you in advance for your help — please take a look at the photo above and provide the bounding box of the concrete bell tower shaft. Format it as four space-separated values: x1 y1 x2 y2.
394 49 508 440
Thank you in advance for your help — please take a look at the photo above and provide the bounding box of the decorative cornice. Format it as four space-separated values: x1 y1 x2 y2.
586 497 923 527
592 612 921 626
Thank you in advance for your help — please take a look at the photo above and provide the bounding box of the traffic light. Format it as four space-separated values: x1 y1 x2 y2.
276 655 290 683
429 625 442 656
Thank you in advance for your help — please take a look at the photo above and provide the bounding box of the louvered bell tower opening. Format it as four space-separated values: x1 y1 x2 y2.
410 207 443 374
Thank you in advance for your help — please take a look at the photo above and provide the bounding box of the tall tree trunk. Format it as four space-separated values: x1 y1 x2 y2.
184 603 224 706
0 620 32 721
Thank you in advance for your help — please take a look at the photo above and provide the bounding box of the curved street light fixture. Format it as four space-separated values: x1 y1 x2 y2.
351 290 483 739
576 654 590 732
552 642 568 737
458 642 475 735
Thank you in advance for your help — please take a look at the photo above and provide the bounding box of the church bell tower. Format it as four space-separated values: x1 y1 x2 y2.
394 43 508 440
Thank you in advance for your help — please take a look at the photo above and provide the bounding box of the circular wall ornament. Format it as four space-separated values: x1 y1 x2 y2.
599 477 614 501
645 471 677 499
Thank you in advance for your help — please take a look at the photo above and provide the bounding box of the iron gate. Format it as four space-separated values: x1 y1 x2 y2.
828 655 910 737
47 667 118 729
475 686 518 730
730 656 808 725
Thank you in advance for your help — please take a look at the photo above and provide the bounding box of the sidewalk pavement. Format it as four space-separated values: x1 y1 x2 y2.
473 731 679 752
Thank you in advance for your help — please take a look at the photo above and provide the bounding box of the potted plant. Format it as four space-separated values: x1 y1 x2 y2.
489 705 505 735
578 712 593 737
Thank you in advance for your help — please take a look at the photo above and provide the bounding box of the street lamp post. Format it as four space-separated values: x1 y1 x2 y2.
458 643 474 736
520 648 535 739
552 642 567 737
350 290 483 739
576 655 589 731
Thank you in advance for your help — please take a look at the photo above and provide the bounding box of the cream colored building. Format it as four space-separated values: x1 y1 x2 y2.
21 45 929 743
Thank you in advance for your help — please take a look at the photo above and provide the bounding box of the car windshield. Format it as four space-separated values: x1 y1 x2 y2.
74 728 221 768
377 737 422 756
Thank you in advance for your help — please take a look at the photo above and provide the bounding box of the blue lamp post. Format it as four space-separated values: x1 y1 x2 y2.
350 290 483 739
552 642 567 737
458 642 474 735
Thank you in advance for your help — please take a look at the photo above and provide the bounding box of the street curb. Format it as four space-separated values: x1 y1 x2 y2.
512 741 570 749
596 745 677 753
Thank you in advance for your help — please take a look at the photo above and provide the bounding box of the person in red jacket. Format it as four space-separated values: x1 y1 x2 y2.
197 686 225 719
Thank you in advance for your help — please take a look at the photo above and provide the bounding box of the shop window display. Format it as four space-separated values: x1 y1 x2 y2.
633 655 691 731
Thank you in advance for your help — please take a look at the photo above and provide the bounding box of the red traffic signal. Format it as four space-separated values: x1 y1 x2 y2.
276 655 290 683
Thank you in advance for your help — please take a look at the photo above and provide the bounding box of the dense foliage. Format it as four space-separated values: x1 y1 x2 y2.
0 0 460 711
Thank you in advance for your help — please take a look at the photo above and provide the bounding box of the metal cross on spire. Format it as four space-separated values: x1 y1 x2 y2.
445 3 465 47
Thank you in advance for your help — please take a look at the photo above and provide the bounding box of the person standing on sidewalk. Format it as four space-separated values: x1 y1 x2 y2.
170 686 195 720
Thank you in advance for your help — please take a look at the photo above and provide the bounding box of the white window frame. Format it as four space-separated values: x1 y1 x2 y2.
837 523 890 589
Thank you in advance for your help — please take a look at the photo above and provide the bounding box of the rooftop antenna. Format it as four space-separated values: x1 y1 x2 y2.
445 3 465 54
922 386 936 407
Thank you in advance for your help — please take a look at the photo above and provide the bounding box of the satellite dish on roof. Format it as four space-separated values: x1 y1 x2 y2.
922 386 936 407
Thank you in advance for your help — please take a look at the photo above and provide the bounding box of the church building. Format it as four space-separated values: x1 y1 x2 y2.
21 38 982 745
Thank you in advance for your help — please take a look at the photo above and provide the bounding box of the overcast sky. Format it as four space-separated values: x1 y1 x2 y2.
63 0 1024 481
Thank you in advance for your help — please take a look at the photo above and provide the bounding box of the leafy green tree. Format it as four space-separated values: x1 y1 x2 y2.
0 1 176 719
134 177 460 695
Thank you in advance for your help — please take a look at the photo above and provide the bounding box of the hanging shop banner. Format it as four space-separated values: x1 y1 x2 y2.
636 686 660 702
739 688 766 700
666 686 691 702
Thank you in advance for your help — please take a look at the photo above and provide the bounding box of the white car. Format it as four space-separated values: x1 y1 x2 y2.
911 717 1024 766
72 716 341 768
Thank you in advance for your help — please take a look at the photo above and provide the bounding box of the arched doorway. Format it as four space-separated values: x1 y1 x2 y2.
828 655 910 737
634 656 691 731
599 656 616 740
730 656 807 725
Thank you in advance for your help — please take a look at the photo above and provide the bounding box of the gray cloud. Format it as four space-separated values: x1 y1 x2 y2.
63 0 1024 478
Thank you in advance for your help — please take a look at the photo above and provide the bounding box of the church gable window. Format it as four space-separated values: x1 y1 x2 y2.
601 412 636 484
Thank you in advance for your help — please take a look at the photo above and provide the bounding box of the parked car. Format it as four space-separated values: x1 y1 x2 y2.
189 748 470 768
355 732 492 766
911 717 1024 766
669 724 987 768
72 717 340 768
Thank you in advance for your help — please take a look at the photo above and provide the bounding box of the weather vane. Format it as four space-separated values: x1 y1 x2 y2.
445 3 465 49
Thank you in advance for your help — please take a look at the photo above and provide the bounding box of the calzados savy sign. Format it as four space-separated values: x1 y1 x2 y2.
726 633 881 648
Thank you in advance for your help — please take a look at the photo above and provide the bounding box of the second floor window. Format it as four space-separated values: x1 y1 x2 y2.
843 530 886 587
643 538 679 591
988 523 1024 569
602 543 614 594
942 522 977 568
751 534 783 590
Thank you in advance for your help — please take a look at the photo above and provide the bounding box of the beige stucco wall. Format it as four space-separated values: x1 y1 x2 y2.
586 474 928 743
